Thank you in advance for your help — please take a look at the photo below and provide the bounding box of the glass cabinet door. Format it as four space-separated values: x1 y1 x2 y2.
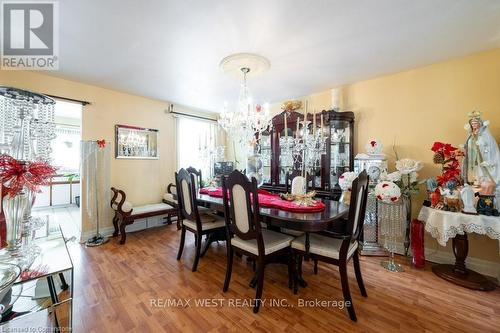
259 131 272 185
278 127 294 186
330 120 351 188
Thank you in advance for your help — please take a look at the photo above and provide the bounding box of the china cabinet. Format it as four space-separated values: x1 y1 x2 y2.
259 109 354 199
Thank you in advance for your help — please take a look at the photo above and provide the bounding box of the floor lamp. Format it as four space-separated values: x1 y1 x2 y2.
82 140 109 247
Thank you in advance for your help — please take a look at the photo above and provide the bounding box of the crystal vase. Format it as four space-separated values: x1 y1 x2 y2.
246 153 264 187
2 191 29 251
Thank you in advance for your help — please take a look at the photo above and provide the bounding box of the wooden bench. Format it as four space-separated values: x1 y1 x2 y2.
111 187 177 244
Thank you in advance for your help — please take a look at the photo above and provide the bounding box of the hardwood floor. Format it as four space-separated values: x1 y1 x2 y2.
69 224 500 333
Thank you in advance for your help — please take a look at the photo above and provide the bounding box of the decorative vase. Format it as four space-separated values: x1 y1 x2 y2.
2 191 29 251
339 190 351 205
246 153 264 187
411 219 425 268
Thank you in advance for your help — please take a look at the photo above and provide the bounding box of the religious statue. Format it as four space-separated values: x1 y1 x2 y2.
460 183 477 214
462 111 500 209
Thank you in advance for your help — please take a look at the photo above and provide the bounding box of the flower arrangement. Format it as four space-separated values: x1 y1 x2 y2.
430 141 463 186
394 158 422 196
338 171 357 191
365 138 383 154
0 155 57 197
375 181 402 203
281 100 302 112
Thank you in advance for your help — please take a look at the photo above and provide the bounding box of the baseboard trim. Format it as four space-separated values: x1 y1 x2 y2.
80 226 116 243
392 244 500 283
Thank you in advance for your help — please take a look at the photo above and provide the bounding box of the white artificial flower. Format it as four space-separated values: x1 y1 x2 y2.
410 171 418 183
338 171 357 191
375 181 402 203
386 171 402 182
395 158 423 175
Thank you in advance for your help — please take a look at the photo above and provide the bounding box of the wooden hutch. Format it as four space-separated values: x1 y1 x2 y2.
259 109 355 200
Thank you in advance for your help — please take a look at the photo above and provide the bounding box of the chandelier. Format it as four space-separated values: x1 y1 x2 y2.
280 107 328 176
0 86 56 162
218 54 273 148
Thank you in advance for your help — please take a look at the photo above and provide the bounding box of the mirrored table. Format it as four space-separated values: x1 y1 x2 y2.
0 218 73 331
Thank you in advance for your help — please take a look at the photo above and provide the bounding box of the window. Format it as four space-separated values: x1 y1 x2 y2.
50 100 82 173
176 117 219 181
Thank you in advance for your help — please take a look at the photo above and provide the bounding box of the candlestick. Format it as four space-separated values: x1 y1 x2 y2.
313 109 316 135
284 113 288 139
320 113 324 139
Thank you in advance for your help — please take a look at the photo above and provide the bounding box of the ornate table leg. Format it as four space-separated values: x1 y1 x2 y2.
432 233 496 291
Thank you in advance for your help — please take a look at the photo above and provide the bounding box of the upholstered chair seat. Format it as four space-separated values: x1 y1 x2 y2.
292 234 358 260
280 228 304 237
182 214 226 231
231 229 294 255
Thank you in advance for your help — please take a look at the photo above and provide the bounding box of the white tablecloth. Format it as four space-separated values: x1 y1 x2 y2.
418 206 500 250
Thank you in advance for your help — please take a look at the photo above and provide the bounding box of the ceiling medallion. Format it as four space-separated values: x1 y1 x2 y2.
219 53 271 79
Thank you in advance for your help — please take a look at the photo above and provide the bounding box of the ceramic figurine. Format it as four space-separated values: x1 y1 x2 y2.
430 188 441 208
462 111 500 209
460 183 477 214
476 194 499 216
441 180 461 212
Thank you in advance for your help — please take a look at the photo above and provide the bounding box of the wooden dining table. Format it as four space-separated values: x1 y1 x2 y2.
196 192 350 287
196 192 349 232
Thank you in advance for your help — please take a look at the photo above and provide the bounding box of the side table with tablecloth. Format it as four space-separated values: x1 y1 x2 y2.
418 206 500 291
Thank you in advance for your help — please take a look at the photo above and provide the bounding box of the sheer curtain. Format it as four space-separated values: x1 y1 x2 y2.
176 116 220 181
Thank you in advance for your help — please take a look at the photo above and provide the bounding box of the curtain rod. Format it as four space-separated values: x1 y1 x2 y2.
46 94 91 106
169 110 217 123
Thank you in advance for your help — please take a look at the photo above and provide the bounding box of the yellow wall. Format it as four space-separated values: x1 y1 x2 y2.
343 48 500 263
267 48 500 263
0 71 212 235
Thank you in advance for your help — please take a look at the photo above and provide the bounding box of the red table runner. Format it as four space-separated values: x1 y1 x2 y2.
199 187 325 213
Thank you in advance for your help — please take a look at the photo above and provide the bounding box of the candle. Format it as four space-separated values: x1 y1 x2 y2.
321 113 324 139
304 100 308 119
296 117 300 137
313 109 316 135
284 113 288 139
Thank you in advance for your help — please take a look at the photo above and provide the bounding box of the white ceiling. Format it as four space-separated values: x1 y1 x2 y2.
54 0 500 112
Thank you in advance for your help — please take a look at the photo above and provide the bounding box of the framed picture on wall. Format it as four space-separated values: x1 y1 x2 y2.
115 124 159 159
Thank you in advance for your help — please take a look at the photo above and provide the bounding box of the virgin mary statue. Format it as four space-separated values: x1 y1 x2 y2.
462 111 500 207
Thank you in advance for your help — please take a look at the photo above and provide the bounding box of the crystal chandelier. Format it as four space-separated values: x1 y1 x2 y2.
218 67 273 147
0 86 56 162
280 109 328 176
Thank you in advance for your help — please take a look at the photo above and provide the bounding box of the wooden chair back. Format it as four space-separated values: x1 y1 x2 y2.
222 170 264 254
175 168 201 228
346 170 369 242
186 166 202 190
285 170 312 193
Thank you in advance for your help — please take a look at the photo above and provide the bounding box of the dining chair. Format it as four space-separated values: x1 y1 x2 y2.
282 170 312 237
291 170 369 321
186 166 202 190
222 170 294 313
176 168 226 272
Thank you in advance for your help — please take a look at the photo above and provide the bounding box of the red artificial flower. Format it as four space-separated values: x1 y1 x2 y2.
431 141 458 157
431 142 444 153
0 155 57 197
97 139 106 148
382 183 389 188
377 195 382 200
370 140 376 147
390 197 398 202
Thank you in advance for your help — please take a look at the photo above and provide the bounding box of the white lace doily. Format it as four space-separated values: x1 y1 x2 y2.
419 206 500 251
